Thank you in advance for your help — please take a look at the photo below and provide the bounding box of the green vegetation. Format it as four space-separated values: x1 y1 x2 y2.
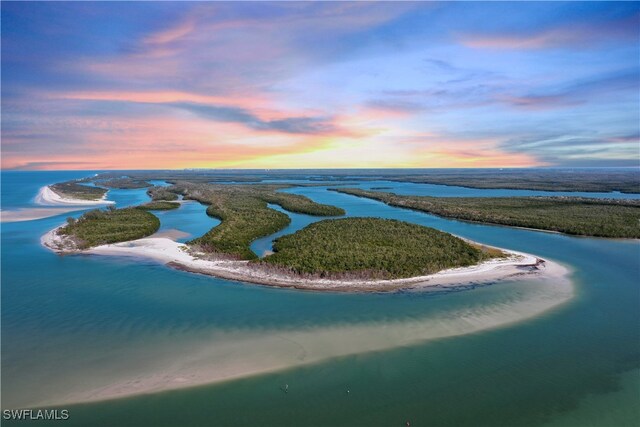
95 169 640 194
59 207 160 249
260 192 344 216
334 188 640 238
51 182 108 200
169 182 345 259
391 169 640 194
147 186 179 201
261 218 497 279
138 201 180 210
99 177 151 189
177 183 290 259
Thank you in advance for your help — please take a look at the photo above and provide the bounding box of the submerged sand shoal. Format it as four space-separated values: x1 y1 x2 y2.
29 224 574 408
1 207 84 223
42 226 563 292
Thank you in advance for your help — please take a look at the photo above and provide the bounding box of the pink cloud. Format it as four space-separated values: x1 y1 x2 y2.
460 14 639 50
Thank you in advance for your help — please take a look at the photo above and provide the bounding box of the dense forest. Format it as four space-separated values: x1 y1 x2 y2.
334 189 640 238
261 218 498 279
58 207 160 249
50 181 107 200
389 169 640 194
98 177 152 189
147 186 180 201
138 201 180 210
86 169 640 194
259 191 344 216
168 182 345 259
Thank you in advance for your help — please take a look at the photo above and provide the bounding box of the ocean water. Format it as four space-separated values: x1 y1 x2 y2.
1 171 638 426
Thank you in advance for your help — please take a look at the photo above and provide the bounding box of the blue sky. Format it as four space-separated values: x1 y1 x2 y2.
2 1 638 170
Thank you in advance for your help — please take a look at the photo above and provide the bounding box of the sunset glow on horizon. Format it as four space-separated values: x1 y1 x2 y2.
2 1 638 170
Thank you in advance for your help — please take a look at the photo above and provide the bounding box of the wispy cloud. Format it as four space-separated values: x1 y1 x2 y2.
460 12 639 50
2 1 638 169
500 69 639 110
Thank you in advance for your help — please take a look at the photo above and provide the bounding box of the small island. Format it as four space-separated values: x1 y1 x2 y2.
97 177 152 189
138 201 181 211
50 181 108 201
46 207 160 251
262 218 503 279
35 180 114 206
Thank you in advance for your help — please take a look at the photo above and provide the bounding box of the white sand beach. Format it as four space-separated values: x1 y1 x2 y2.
35 185 114 206
42 226 565 292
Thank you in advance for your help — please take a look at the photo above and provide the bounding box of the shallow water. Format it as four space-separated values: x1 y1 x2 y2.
1 171 638 426
250 203 340 257
153 201 219 243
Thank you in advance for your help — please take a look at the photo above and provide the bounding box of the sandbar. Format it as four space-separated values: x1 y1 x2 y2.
30 224 574 408
1 186 116 223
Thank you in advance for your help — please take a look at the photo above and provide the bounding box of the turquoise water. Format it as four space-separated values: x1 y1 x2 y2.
154 201 220 243
250 204 341 257
1 172 638 426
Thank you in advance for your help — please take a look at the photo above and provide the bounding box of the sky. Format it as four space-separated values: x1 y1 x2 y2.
1 1 639 170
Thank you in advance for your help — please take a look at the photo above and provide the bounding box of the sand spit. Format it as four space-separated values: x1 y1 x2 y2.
35 185 114 206
2 186 115 223
1 207 83 223
10 185 188 224
42 227 562 292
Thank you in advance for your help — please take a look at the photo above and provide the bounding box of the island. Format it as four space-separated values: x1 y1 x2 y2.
42 189 560 292
97 177 152 189
35 180 114 206
46 207 160 250
138 201 181 211
333 188 640 238
50 181 109 201
260 217 504 279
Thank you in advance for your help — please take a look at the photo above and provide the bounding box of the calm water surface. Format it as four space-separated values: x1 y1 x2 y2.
1 171 638 426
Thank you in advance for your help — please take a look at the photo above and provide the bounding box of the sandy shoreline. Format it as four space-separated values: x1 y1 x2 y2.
42 226 561 292
35 185 114 206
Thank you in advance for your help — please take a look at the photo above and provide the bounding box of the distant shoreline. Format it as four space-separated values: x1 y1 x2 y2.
42 225 567 292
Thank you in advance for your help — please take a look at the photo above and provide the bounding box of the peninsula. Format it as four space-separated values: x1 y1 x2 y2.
333 188 640 238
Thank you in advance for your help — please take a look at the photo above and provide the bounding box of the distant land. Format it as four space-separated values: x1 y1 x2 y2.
73 167 640 194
